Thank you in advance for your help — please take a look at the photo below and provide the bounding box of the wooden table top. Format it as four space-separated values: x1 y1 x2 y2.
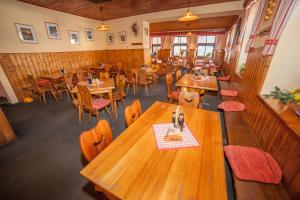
176 73 218 91
71 79 115 94
80 101 227 200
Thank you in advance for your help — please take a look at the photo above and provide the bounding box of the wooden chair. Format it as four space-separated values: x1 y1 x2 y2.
113 74 126 118
178 91 200 108
124 99 142 127
166 73 179 103
65 82 84 123
137 70 152 96
125 70 137 96
175 70 182 82
158 63 166 76
99 72 109 80
77 85 112 123
79 120 113 194
28 75 58 104
116 62 123 72
76 71 88 81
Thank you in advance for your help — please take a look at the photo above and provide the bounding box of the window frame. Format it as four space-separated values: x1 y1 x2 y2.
172 36 188 57
196 35 216 57
151 37 161 54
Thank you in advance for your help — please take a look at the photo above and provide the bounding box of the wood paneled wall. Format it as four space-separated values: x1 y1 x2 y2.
223 47 300 199
0 49 145 101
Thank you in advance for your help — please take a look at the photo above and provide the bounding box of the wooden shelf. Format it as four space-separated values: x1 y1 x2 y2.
258 95 300 138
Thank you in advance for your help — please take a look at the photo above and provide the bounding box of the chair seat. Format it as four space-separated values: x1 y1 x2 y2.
220 89 238 97
113 92 125 100
92 98 111 110
139 80 152 86
218 75 231 81
168 90 180 100
218 101 245 112
126 78 136 84
37 79 51 86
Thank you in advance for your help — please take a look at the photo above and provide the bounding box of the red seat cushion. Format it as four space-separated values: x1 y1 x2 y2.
37 79 51 86
224 145 282 184
92 98 110 109
217 75 231 81
220 89 238 97
218 101 245 112
172 91 180 100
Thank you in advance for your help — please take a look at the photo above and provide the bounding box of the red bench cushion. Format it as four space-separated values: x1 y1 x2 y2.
218 101 245 112
92 98 111 109
224 145 282 184
218 75 231 81
220 89 238 97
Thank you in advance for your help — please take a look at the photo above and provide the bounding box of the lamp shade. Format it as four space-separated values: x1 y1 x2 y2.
178 9 200 22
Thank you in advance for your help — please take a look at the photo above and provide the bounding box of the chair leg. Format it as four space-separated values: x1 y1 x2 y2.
121 99 125 107
42 92 46 104
133 84 136 96
51 90 58 101
96 111 100 120
88 111 92 124
104 107 112 120
126 84 129 94
66 91 71 100
145 86 148 96
114 101 118 119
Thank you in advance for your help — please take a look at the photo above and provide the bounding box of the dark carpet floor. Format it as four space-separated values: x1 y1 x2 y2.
0 74 234 200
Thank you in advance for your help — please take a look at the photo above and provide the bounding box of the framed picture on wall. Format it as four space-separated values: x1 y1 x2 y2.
85 28 93 41
45 22 60 39
69 31 80 45
118 31 127 44
15 23 38 43
107 32 114 45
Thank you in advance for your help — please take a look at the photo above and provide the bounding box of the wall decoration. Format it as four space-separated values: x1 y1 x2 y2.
85 28 93 41
131 21 139 37
144 27 149 36
107 32 114 45
69 31 80 45
15 23 38 43
119 31 127 44
45 22 60 39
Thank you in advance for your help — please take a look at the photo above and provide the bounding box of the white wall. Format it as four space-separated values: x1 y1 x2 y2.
261 2 300 93
0 0 106 53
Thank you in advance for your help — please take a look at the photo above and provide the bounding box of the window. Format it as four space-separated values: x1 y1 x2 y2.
173 36 188 57
196 36 216 57
152 37 161 54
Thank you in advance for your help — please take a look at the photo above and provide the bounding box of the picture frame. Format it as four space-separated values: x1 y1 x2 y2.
118 31 127 44
45 22 60 39
107 32 114 45
69 31 80 45
15 23 38 44
85 28 93 41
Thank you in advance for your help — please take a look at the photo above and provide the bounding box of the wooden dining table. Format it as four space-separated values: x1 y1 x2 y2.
80 101 227 200
71 78 116 116
176 73 218 91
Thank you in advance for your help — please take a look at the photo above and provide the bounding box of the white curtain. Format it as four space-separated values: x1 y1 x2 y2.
262 0 298 55
245 0 267 52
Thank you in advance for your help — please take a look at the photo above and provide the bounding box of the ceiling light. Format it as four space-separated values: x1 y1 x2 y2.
178 8 199 22
96 23 109 31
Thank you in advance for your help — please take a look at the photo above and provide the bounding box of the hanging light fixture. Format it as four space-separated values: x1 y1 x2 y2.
178 8 199 22
187 31 193 36
96 6 109 31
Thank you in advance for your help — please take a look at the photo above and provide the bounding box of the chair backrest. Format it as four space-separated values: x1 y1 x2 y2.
116 74 126 95
151 64 159 72
175 70 181 81
76 71 88 81
139 70 147 82
77 85 93 109
104 64 112 72
166 73 173 96
159 64 166 75
64 72 74 87
99 72 109 80
126 70 136 81
178 91 200 108
79 120 113 162
116 62 122 71
125 99 142 127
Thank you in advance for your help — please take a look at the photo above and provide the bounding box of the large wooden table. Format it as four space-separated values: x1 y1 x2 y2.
80 101 227 200
176 73 218 91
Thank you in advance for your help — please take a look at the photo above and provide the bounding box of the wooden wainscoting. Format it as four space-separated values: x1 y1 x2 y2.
0 49 145 101
224 47 300 199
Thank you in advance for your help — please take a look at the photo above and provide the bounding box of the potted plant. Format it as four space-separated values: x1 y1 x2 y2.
239 63 245 75
264 86 300 116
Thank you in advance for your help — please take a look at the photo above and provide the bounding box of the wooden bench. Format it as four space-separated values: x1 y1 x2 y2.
218 80 290 200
